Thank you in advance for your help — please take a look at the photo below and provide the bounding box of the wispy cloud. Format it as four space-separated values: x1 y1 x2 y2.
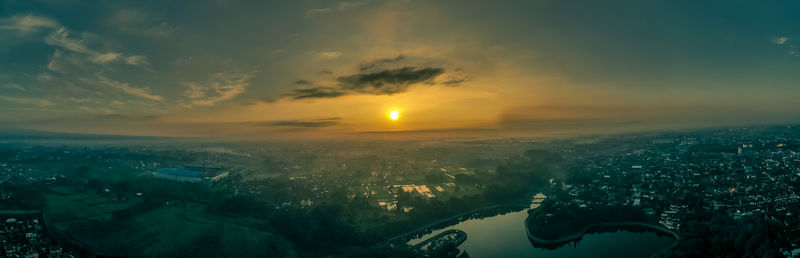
77 106 115 114
359 55 406 71
97 76 163 101
305 8 333 17
36 73 53 82
44 27 92 53
318 51 343 59
0 14 58 32
773 36 798 57
108 9 178 38
46 49 88 73
44 27 150 67
1 83 27 91
0 96 54 107
124 55 150 67
92 52 121 63
182 72 255 106
306 1 364 17
337 2 364 11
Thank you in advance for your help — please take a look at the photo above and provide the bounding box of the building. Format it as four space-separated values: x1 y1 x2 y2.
152 167 230 183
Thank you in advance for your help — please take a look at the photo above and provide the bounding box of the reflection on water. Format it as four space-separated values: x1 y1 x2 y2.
408 209 675 258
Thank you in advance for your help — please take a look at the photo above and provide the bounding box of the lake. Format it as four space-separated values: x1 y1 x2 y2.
408 209 675 258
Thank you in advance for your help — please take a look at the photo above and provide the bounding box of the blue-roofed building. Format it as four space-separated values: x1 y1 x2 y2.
152 167 229 183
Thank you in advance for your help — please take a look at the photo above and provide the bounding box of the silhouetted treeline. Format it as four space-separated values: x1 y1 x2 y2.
528 201 651 240
656 214 788 257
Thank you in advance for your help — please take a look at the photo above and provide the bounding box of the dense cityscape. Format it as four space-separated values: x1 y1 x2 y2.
532 126 800 257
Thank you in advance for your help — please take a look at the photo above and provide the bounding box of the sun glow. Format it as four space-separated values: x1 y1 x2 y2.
389 110 400 120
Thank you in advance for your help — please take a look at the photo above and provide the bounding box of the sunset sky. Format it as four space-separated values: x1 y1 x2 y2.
1 0 799 138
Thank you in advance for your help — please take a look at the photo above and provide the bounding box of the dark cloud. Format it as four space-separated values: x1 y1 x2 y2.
358 55 406 71
244 117 341 128
287 87 346 100
25 113 162 125
337 67 444 94
286 54 466 100
294 79 312 85
288 66 446 100
97 114 162 121
441 78 466 85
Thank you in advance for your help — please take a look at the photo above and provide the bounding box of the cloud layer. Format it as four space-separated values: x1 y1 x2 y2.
183 73 255 106
2 1 800 138
287 55 465 100
244 117 342 128
0 14 58 32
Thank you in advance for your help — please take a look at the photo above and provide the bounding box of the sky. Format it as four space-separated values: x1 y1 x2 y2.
1 0 799 139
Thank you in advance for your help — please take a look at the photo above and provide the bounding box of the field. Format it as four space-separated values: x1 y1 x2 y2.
44 192 291 257
45 192 139 229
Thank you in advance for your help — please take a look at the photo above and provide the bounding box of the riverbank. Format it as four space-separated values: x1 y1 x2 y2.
386 203 529 243
398 206 677 257
524 214 678 249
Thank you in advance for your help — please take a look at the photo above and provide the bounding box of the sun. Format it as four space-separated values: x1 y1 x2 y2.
389 110 400 120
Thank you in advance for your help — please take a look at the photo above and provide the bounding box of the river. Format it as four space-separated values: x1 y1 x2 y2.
407 209 675 258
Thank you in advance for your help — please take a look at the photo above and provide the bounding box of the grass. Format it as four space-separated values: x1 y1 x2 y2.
46 192 286 257
45 193 138 230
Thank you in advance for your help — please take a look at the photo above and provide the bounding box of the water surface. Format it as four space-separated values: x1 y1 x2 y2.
408 209 675 258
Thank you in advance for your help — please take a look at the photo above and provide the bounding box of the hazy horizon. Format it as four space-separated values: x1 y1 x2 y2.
2 1 799 139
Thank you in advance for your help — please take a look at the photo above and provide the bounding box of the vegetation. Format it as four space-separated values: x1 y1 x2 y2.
526 200 652 241
656 214 789 257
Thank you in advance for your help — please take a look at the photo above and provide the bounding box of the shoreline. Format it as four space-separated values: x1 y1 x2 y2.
385 203 529 243
524 215 679 248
